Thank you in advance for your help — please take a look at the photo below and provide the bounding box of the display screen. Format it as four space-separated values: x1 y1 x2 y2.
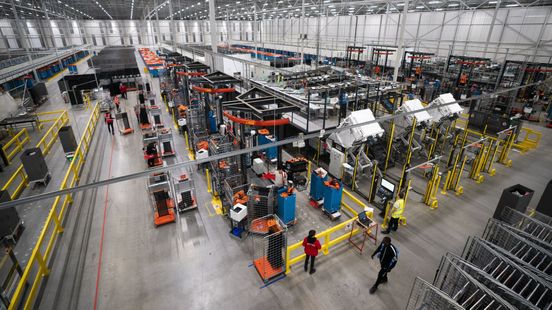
381 178 395 193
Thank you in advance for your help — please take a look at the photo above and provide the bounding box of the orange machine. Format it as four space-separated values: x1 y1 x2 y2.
232 190 249 205
152 190 176 226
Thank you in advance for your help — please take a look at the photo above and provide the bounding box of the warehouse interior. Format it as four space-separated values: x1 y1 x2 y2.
0 0 551 309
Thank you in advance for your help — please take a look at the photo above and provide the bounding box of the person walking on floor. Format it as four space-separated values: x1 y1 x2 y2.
119 83 128 100
302 230 321 274
113 95 120 112
370 236 399 294
382 192 405 234
105 111 114 135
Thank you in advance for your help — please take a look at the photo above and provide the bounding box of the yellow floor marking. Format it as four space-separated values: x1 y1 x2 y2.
212 197 223 215
204 202 215 217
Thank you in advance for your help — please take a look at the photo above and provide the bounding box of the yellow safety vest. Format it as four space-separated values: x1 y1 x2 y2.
391 199 405 218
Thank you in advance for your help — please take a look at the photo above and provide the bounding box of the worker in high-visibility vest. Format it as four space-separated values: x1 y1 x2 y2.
459 73 468 86
382 192 405 234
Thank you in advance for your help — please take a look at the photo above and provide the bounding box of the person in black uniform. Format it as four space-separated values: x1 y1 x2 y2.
370 236 399 293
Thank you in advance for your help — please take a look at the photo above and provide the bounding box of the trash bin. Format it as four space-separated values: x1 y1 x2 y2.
493 184 534 219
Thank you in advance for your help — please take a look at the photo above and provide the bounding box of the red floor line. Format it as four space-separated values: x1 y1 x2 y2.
93 136 116 310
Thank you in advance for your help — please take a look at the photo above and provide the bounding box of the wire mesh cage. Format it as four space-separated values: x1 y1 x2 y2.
434 253 516 310
461 237 552 310
209 134 242 197
499 207 552 245
485 218 552 253
481 220 552 276
443 253 540 310
247 185 275 232
529 210 552 226
222 174 249 214
406 277 464 310
187 105 206 134
250 214 287 283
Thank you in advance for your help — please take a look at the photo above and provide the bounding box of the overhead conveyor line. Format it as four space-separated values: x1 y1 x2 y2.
223 112 290 127
0 78 547 211
191 86 236 93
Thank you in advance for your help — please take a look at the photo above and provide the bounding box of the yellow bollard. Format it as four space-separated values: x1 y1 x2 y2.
381 201 391 230
206 169 212 193
441 171 451 195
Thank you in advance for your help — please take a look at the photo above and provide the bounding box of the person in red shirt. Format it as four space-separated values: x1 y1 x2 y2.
302 230 321 274
105 112 114 135
119 83 127 99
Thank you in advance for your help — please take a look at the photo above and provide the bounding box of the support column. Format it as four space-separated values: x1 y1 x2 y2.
10 0 31 60
393 0 410 82
208 0 221 71
154 0 162 46
483 0 501 57
531 7 552 62
168 0 176 50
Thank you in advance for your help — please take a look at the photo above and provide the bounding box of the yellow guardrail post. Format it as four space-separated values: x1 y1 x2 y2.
206 168 212 193
454 155 467 195
2 128 31 164
368 162 378 203
441 171 451 195
384 121 395 173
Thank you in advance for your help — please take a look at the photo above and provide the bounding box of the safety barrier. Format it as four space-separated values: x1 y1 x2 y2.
8 103 100 310
1 111 69 200
285 189 373 274
513 127 542 153
2 128 31 164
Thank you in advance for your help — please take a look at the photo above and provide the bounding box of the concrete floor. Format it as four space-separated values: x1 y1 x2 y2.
27 50 552 310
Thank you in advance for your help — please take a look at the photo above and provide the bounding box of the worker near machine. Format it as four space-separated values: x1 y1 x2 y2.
302 230 321 274
338 89 348 119
113 95 120 112
119 83 128 100
145 143 158 167
382 192 405 234
369 236 399 294
178 117 187 135
105 112 114 135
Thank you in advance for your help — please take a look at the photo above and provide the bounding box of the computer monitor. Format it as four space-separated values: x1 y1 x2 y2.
381 178 395 193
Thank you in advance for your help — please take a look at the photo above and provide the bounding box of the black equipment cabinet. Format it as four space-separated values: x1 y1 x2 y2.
536 179 552 217
493 184 534 219
58 126 78 154
20 148 49 183
0 190 20 241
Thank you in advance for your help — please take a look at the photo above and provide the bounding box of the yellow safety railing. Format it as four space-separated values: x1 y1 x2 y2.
285 189 374 274
285 217 360 274
1 111 69 200
36 110 67 129
8 103 100 310
35 111 69 157
2 128 31 164
513 127 542 153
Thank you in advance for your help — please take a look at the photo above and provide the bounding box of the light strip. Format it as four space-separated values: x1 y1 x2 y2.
56 0 93 19
94 0 113 19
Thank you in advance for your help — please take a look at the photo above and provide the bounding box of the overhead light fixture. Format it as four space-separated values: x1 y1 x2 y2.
488 0 498 3
448 3 459 6
428 0 441 4
416 5 424 8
